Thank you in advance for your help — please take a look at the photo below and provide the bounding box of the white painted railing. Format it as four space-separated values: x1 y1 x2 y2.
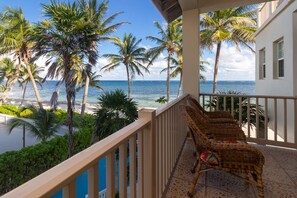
200 93 297 149
2 95 189 198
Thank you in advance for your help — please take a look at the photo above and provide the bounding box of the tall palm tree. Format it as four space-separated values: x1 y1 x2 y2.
31 1 99 157
102 33 149 98
76 71 102 92
0 7 43 108
147 19 182 102
19 63 44 106
161 49 208 97
8 106 60 143
78 0 126 117
200 6 257 93
0 58 19 99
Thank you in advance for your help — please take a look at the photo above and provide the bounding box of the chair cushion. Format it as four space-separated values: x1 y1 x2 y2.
200 150 219 165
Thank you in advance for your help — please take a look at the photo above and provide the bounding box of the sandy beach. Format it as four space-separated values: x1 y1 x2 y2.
4 98 99 114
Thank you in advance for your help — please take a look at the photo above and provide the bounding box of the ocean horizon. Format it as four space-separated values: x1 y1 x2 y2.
6 80 255 108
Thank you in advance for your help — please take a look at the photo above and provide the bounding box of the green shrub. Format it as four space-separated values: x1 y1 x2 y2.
0 129 92 195
19 109 34 118
0 104 19 117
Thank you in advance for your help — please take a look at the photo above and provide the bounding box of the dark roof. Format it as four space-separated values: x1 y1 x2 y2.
152 0 182 22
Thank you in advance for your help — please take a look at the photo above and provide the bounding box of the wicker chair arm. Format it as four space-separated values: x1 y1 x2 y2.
207 111 233 119
210 142 265 165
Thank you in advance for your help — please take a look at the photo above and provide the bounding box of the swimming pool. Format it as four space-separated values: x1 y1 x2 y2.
51 158 107 198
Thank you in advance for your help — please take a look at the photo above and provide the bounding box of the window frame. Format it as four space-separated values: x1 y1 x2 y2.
276 39 284 78
259 48 266 79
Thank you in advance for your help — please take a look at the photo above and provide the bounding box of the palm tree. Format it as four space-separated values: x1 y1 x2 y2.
19 63 44 106
78 0 126 117
8 106 60 143
31 1 99 157
76 71 102 92
161 50 208 97
94 89 138 140
200 6 257 93
147 19 182 102
102 33 149 98
0 58 19 100
0 7 43 108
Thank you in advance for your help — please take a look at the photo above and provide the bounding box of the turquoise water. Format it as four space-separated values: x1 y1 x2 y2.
51 158 106 198
8 80 255 108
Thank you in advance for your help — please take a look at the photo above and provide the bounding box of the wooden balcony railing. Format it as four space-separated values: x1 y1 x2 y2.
2 95 189 198
200 93 297 149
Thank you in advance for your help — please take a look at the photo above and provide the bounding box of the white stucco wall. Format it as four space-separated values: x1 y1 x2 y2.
255 0 297 96
255 0 297 142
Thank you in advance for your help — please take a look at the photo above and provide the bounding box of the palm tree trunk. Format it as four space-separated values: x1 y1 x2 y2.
0 56 22 105
177 71 183 97
212 42 222 94
23 124 25 148
57 82 63 94
125 65 131 98
166 53 171 102
65 60 75 158
23 56 43 109
80 75 90 118
20 81 28 106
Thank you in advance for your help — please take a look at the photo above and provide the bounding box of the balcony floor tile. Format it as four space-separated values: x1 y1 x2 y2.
165 139 297 198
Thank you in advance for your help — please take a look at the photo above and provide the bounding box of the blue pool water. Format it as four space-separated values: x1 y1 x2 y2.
51 158 106 198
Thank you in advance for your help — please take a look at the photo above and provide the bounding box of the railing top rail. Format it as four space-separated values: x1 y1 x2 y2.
2 117 150 198
200 93 297 100
156 94 189 116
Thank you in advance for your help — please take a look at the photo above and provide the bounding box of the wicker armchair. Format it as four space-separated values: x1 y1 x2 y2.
188 96 234 121
181 106 265 198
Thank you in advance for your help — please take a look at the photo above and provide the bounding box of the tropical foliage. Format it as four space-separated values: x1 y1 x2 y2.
206 90 267 135
147 19 182 102
30 1 100 157
94 89 138 140
102 33 149 98
78 0 125 117
0 7 43 108
8 106 60 143
200 6 257 93
0 58 19 96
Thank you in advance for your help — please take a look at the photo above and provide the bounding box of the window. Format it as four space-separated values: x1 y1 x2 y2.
259 48 266 79
277 40 284 77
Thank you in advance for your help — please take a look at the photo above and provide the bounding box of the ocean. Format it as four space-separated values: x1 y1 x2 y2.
7 80 255 108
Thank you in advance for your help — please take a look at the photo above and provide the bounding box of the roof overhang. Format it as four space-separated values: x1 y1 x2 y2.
152 0 274 22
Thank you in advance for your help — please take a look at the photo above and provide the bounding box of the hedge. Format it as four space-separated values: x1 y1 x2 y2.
0 129 92 195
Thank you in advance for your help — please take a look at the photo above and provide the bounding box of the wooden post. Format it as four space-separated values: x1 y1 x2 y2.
138 109 156 198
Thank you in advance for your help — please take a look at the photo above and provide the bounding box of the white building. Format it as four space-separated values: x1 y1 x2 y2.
255 0 297 142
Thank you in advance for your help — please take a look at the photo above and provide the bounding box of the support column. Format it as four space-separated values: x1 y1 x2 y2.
182 9 200 98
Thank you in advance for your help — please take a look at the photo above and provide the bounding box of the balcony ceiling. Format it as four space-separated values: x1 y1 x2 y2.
152 0 274 22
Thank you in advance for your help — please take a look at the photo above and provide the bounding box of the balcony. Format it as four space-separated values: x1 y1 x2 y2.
2 94 297 198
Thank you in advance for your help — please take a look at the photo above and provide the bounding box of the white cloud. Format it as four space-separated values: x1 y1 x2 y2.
202 43 255 81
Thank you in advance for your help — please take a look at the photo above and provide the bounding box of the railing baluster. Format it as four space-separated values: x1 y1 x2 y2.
265 98 268 140
129 136 136 198
106 152 115 198
119 143 127 198
202 95 205 109
162 114 165 192
256 98 260 138
274 98 278 141
137 131 143 198
231 97 234 118
216 96 219 111
209 96 212 112
223 96 226 111
294 99 297 148
88 162 99 198
284 99 287 143
63 180 76 198
247 97 251 137
239 97 242 128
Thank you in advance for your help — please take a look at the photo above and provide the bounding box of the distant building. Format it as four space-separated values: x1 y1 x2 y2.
255 0 297 142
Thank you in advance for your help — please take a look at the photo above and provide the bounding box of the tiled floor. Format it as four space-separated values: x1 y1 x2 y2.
166 139 297 198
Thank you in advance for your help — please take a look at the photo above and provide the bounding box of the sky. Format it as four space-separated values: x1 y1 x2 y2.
0 0 256 81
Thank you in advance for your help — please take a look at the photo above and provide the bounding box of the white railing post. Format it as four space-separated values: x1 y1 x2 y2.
138 109 156 198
